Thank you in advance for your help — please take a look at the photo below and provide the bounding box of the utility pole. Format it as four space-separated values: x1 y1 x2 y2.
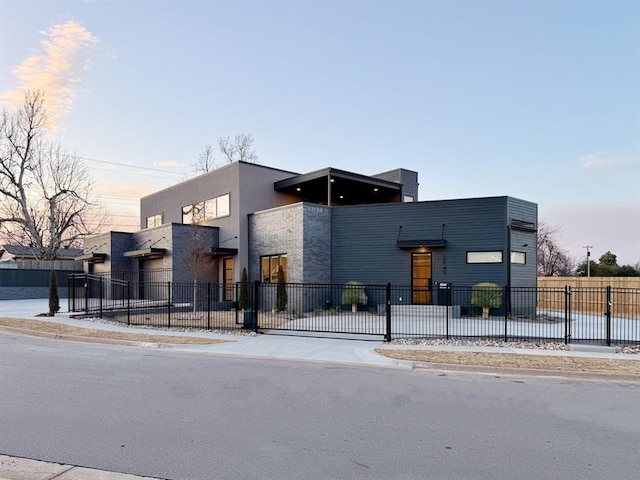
583 245 594 277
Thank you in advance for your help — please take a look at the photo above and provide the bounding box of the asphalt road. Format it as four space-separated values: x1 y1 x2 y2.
1 332 639 480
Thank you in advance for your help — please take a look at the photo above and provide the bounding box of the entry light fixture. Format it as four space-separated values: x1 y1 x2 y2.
339 195 344 199
296 187 301 192
374 188 378 192
330 178 335 183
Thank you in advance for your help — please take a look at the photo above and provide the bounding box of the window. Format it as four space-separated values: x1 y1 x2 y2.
467 251 503 264
216 193 230 217
182 193 230 224
261 254 287 283
146 214 163 228
511 251 526 264
182 202 203 224
403 195 414 202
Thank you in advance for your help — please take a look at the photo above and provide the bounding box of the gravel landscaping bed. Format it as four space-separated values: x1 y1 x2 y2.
390 337 640 354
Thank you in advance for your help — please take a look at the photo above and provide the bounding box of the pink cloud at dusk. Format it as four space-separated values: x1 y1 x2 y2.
2 20 97 128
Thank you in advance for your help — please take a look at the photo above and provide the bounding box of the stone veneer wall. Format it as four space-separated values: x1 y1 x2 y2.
249 203 304 283
248 203 331 313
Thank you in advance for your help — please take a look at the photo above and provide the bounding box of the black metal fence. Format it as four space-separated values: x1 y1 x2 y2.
67 274 640 346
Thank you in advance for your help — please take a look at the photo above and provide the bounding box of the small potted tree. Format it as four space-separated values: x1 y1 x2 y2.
238 267 255 329
238 267 249 311
471 282 502 319
275 265 288 313
341 281 367 313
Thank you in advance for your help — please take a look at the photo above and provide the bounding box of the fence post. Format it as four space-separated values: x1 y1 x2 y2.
84 273 89 314
127 281 131 326
606 285 612 347
504 285 508 342
167 281 171 328
564 286 571 344
445 284 451 339
207 283 211 330
385 283 392 342
253 280 260 333
235 282 239 325
68 274 73 313
99 276 103 318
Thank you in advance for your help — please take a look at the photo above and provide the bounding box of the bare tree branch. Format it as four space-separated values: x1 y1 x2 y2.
0 90 108 260
218 133 258 164
191 144 218 175
537 221 575 276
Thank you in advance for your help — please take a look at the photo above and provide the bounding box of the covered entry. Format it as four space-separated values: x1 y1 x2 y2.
396 235 446 305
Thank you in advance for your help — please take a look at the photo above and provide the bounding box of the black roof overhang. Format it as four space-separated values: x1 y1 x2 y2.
75 252 107 263
397 239 447 249
209 247 238 257
274 167 402 205
123 247 167 259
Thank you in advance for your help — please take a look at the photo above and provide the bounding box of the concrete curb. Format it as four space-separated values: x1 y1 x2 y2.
411 361 640 382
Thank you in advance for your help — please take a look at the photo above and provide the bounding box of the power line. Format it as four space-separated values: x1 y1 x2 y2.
52 151 188 176
88 165 184 180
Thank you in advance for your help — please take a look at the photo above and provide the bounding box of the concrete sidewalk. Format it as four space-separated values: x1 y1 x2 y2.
1 299 638 366
0 299 409 368
0 454 162 480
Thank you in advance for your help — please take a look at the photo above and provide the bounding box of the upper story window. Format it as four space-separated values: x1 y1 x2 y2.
182 193 230 224
146 214 163 228
467 251 503 264
403 195 414 202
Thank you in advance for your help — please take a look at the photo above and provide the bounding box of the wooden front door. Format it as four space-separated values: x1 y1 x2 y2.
412 253 432 304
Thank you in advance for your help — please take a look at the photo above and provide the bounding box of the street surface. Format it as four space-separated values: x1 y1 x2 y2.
1 332 639 480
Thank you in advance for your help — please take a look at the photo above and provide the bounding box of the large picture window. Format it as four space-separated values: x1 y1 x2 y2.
182 193 230 224
467 251 503 264
261 254 287 283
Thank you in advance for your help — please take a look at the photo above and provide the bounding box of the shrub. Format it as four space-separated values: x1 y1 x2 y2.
341 281 368 313
238 267 249 310
471 282 502 318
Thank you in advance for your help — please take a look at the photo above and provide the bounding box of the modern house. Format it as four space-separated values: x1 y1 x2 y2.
0 245 83 263
80 161 537 306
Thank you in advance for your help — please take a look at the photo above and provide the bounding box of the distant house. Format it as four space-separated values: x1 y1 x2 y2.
0 245 83 262
0 245 84 300
80 161 538 305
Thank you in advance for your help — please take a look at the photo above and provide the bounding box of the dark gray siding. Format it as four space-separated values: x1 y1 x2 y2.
331 197 511 287
507 197 538 288
372 168 419 201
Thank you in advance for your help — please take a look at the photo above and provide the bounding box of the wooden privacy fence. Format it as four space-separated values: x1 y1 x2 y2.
537 278 639 316
538 277 640 289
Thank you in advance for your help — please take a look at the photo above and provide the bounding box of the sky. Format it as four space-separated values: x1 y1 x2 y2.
1 0 639 266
